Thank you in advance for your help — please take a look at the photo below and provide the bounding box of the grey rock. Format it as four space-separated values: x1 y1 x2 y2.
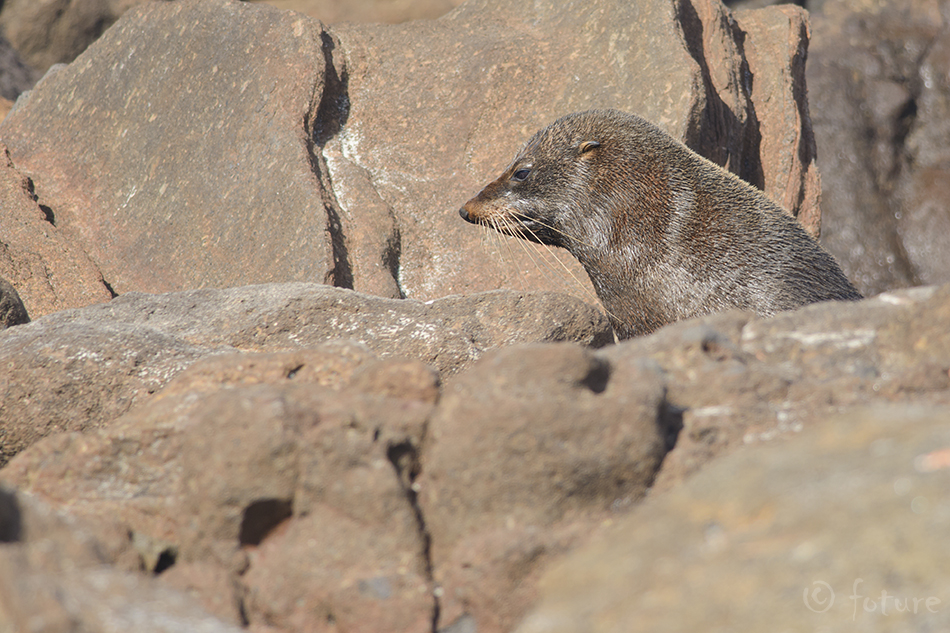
516 405 950 633
0 485 243 633
0 282 609 466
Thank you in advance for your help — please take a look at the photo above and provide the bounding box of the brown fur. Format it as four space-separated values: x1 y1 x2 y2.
459 109 862 339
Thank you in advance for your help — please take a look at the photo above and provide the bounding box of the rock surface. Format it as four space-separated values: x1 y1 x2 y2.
807 0 950 295
0 283 610 466
517 404 950 633
0 485 244 633
3 283 950 632
0 141 113 319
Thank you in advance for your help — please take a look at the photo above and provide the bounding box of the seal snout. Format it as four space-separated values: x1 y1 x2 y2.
459 207 471 221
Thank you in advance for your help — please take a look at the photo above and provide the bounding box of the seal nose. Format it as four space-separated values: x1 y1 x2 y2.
459 207 470 221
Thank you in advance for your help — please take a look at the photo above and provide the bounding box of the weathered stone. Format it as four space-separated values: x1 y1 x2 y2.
0 283 607 465
251 0 462 24
420 343 669 633
0 319 211 467
516 405 950 633
1 0 336 297
808 0 950 295
603 284 950 489
0 142 113 318
0 0 821 311
0 485 242 633
1 371 440 632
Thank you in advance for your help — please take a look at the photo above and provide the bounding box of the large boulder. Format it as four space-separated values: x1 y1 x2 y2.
0 283 610 465
516 404 950 633
807 0 950 295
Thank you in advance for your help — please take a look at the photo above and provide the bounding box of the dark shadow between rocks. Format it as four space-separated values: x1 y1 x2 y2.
676 0 765 191
0 487 22 543
238 498 294 547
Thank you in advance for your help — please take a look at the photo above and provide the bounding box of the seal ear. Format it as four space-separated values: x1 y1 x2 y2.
578 140 601 154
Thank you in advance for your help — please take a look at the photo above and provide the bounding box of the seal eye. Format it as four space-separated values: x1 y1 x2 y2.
579 140 601 154
511 168 531 182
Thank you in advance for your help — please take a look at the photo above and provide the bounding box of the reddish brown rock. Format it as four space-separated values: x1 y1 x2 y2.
1 366 439 633
0 283 608 466
0 485 242 633
1 0 337 297
252 0 462 24
0 142 112 318
419 344 669 633
0 0 821 310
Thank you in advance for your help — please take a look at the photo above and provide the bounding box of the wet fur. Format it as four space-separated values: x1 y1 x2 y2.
460 109 862 339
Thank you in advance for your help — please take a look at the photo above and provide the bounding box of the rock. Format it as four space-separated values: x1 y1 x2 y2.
602 284 950 489
0 0 822 310
1 0 338 297
807 0 950 295
0 276 28 327
0 485 243 633
1 361 441 632
329 0 822 304
0 33 38 100
419 344 669 632
0 283 608 466
251 0 462 24
0 319 212 467
4 283 950 632
0 141 113 318
0 0 157 74
515 404 950 633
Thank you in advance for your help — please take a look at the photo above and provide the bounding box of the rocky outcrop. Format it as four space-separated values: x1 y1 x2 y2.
0 0 821 318
517 403 950 633
5 0 948 632
3 283 949 632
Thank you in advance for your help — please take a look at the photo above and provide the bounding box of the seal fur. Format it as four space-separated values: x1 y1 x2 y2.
459 109 862 339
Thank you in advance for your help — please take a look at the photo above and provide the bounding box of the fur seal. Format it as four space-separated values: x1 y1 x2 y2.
459 109 862 339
